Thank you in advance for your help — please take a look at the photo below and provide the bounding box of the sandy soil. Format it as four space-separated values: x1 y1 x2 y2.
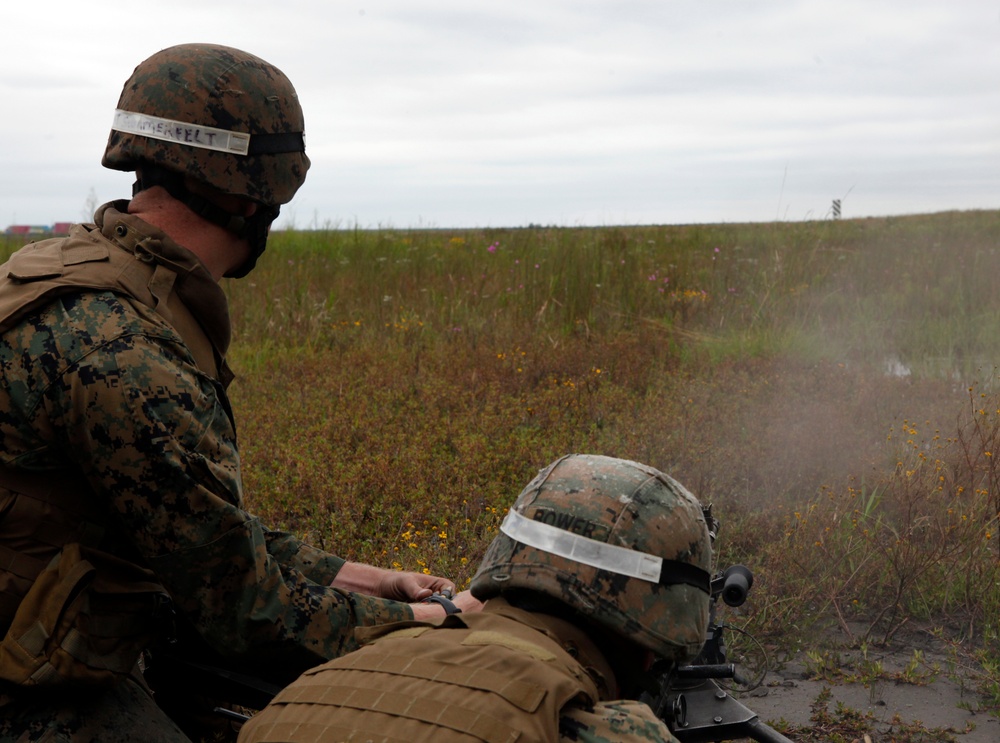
732 627 999 742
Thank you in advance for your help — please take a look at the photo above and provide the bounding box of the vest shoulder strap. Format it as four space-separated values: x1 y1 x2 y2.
0 228 221 379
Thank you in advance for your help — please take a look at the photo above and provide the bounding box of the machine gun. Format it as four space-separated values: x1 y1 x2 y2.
646 563 793 742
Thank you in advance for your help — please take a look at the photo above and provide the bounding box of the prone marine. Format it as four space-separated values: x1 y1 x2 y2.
238 453 714 743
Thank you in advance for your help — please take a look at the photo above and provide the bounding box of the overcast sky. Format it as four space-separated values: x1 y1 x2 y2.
3 1 1000 230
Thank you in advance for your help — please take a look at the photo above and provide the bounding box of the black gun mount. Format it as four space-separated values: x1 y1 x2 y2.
648 564 793 743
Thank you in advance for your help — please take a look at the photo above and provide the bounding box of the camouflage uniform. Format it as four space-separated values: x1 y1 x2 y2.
0 203 412 742
237 598 681 743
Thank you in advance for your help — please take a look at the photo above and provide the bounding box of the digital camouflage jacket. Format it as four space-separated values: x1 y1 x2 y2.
0 203 412 688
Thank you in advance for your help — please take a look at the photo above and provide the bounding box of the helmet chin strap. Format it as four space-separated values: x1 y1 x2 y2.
132 167 279 278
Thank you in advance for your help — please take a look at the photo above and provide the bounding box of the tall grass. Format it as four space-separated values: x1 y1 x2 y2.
5 212 1000 704
221 213 1000 706
227 211 1000 374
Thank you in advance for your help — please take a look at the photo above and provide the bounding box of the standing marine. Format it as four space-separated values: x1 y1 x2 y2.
0 43 477 743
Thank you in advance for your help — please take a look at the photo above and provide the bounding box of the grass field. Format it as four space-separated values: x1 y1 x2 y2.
222 211 1000 713
6 210 999 715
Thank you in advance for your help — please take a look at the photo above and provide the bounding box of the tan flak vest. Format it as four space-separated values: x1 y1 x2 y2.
0 204 233 688
239 600 617 743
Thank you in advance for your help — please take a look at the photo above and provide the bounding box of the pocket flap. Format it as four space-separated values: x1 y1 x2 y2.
6 242 110 281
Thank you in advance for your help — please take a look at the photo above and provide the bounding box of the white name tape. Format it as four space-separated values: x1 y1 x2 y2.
111 110 250 156
500 508 663 583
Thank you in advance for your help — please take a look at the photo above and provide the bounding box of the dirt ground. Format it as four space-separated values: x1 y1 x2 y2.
731 626 999 742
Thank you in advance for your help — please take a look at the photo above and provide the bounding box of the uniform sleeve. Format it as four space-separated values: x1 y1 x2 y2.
35 302 409 661
559 700 681 743
263 529 345 586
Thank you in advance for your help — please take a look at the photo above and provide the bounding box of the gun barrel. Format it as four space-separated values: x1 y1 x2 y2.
675 663 737 680
719 565 753 606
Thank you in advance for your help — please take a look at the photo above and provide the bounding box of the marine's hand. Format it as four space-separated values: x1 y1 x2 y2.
330 562 483 617
376 570 456 602
331 562 458 602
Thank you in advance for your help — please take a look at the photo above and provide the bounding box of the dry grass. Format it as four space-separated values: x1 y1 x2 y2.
175 212 1000 709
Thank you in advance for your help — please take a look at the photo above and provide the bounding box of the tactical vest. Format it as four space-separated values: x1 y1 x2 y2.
239 602 613 743
0 206 232 687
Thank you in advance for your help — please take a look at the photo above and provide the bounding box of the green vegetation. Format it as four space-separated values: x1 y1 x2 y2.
5 211 999 720
778 687 970 742
221 211 1000 716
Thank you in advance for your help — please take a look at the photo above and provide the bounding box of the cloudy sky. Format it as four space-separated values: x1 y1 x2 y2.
3 1 999 230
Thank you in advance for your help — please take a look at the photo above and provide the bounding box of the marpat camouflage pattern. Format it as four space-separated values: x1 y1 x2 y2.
0 204 412 740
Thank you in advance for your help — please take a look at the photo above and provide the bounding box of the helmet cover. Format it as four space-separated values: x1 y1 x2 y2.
471 454 712 663
102 43 309 206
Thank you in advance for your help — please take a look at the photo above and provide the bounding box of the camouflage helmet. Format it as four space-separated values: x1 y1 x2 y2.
102 43 309 207
471 454 712 663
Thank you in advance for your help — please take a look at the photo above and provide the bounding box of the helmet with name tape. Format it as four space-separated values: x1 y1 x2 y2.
470 454 712 663
102 43 309 207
